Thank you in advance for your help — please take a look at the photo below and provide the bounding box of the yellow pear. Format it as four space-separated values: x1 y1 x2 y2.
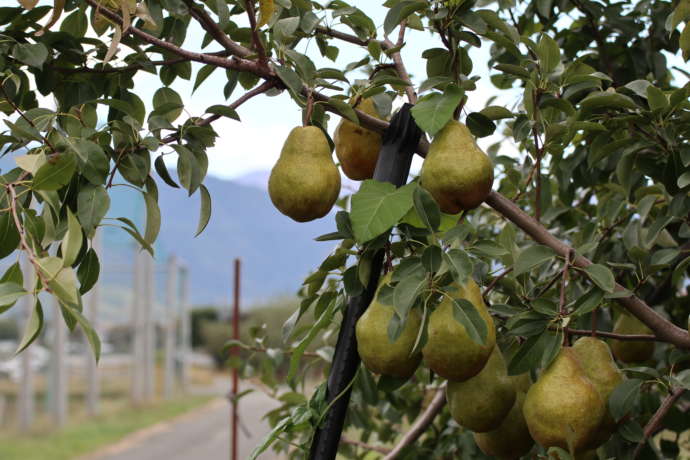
420 120 494 213
572 336 623 448
356 274 422 379
268 126 341 222
447 347 516 432
333 98 383 180
473 392 535 459
523 348 605 453
610 314 655 363
422 279 496 382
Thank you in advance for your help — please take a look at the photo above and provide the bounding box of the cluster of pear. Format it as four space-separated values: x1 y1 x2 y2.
356 277 535 459
356 274 632 458
268 103 495 222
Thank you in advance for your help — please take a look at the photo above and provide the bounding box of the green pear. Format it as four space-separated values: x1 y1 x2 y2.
572 337 623 448
523 348 605 453
356 274 422 379
610 314 655 363
334 98 383 180
422 279 496 382
420 120 494 213
447 347 516 432
512 372 533 394
268 126 341 222
473 392 535 460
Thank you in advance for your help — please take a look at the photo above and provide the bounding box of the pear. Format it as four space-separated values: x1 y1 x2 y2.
268 126 341 222
512 372 533 394
356 274 422 379
333 98 383 180
420 120 494 213
610 314 655 363
473 392 535 460
572 337 623 448
523 348 605 453
422 279 496 382
447 347 516 432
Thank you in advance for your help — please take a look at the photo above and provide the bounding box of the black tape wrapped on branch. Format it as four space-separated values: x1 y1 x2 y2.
308 104 423 460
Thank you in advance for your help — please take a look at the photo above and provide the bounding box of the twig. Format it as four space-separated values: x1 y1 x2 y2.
559 250 571 344
632 387 687 459
315 26 370 47
382 23 416 104
383 386 446 459
183 0 252 58
482 267 513 298
341 437 391 455
244 0 267 63
563 328 658 342
0 84 57 154
485 191 690 349
52 52 230 74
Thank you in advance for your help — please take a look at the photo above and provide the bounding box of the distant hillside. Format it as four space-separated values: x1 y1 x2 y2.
0 154 338 313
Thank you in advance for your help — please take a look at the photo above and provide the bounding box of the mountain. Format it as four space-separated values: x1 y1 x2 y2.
99 174 337 309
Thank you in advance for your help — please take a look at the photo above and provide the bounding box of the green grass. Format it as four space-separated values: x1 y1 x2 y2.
0 395 214 460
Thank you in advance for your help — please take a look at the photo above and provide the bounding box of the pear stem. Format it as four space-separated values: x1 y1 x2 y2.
559 250 572 345
303 90 314 127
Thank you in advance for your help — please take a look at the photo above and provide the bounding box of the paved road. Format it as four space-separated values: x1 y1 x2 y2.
84 380 285 460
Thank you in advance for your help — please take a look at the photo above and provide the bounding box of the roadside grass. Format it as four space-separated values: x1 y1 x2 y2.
0 394 214 460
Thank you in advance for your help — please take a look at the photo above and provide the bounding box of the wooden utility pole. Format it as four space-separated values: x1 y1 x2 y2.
52 297 68 427
163 255 178 399
179 264 190 389
17 256 34 431
85 231 101 416
231 258 241 460
130 247 144 405
142 251 155 400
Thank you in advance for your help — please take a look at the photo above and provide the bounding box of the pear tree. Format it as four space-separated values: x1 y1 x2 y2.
0 0 689 458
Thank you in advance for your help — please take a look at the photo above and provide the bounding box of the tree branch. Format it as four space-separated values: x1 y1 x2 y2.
340 437 391 454
562 328 659 342
84 0 272 78
632 387 687 459
383 387 446 459
314 26 370 47
183 0 252 59
485 191 690 349
243 0 267 63
383 23 417 104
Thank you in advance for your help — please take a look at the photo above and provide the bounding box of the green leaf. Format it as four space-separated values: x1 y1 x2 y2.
32 153 77 190
63 138 109 185
421 245 442 273
465 112 496 137
392 271 426 318
410 85 464 136
579 91 638 113
413 186 440 231
325 98 359 124
0 212 20 258
514 245 556 276
195 184 211 236
206 105 240 121
69 305 101 361
143 190 161 245
16 298 43 354
571 287 605 315
13 43 48 69
350 180 416 243
480 105 513 120
536 34 560 73
383 0 427 36
36 256 80 308
508 330 561 375
77 185 110 234
0 281 27 306
609 379 643 422
584 264 615 293
77 247 99 294
452 298 488 345
154 155 179 188
61 210 82 267
193 64 217 93
153 87 183 122
444 249 473 284
274 65 303 98
646 86 668 111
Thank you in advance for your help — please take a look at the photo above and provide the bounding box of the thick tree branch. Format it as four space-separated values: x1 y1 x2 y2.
632 387 687 459
485 191 690 349
383 387 446 459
